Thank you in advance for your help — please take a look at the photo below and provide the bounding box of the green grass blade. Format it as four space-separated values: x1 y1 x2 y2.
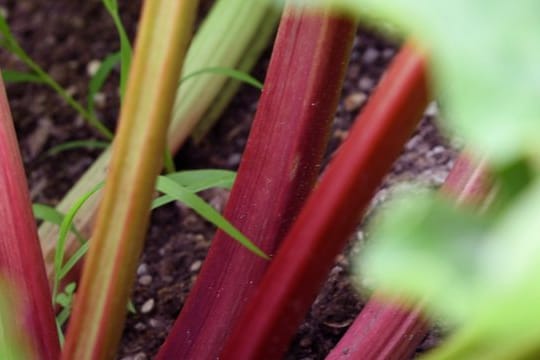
52 182 103 304
163 147 176 174
0 13 113 139
2 69 46 84
46 140 110 156
0 14 25 57
151 169 236 209
156 176 268 259
102 0 132 99
87 51 121 119
166 169 236 192
180 66 263 89
32 203 86 244
58 241 89 281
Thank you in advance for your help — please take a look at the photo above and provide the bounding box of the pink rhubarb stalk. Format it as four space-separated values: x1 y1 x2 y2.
326 154 491 360
157 4 356 360
221 43 430 359
0 75 60 358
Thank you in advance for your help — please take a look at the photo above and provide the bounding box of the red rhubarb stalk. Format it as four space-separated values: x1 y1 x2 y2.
156 4 356 360
0 76 60 358
326 154 491 360
220 43 429 359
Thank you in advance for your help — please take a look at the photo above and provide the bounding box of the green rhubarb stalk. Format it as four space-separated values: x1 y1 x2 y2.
61 2 198 358
0 76 60 359
189 0 280 141
37 0 280 287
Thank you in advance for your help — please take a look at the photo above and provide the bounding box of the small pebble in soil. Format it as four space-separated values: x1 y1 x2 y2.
227 153 242 167
382 47 396 59
343 92 367 112
137 263 149 276
148 318 163 328
358 76 375 91
138 275 152 286
190 260 202 272
86 59 101 76
134 322 146 331
299 337 312 348
120 352 147 360
141 299 155 314
425 101 439 117
362 47 380 64
92 92 106 109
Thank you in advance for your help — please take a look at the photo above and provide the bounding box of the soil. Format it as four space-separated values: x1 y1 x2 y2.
0 1 456 359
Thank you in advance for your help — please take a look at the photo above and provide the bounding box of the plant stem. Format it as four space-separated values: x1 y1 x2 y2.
157 4 356 359
18 54 114 140
220 43 430 359
37 0 278 287
326 154 491 360
0 75 60 359
61 2 198 358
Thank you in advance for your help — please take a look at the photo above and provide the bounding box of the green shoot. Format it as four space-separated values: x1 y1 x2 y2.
1 69 46 84
32 204 86 244
0 14 113 139
52 182 103 307
55 282 77 344
46 140 110 156
87 51 121 121
163 146 176 174
156 176 268 259
101 0 132 99
48 169 250 304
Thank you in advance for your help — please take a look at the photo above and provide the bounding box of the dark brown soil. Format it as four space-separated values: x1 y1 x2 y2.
0 1 456 359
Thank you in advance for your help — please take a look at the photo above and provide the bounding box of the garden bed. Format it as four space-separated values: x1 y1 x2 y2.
0 1 456 358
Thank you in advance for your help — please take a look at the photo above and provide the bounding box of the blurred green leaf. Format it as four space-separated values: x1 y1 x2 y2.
360 180 540 358
0 280 35 359
360 191 488 324
309 0 540 165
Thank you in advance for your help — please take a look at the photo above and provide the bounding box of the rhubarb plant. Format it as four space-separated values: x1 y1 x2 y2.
289 0 540 358
36 0 279 286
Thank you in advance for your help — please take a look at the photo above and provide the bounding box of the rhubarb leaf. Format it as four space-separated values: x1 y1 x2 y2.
308 0 540 165
360 179 540 358
360 192 488 324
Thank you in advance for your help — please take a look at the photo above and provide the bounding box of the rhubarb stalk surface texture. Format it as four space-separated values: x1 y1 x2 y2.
0 76 60 359
221 44 429 359
157 4 355 360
